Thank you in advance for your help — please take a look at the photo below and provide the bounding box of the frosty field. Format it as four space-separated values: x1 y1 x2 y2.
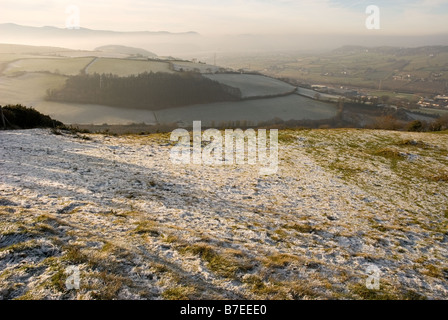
0 73 67 106
155 95 338 127
0 128 447 300
204 74 296 98
0 72 336 126
3 58 93 76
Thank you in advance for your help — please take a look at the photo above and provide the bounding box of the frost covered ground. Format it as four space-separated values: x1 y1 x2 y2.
0 128 447 300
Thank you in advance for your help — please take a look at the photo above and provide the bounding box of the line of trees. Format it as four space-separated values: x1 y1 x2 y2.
46 72 242 110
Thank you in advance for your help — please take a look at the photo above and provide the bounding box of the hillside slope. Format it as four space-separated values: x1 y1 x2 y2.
95 45 157 58
0 129 447 300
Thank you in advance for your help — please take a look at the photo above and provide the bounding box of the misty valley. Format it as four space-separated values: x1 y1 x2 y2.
0 43 340 127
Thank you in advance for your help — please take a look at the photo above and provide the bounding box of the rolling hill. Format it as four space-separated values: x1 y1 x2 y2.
95 45 157 58
0 128 447 299
0 23 199 39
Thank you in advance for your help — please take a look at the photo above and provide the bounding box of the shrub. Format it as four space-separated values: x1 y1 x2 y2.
1 104 64 129
370 115 402 131
429 115 448 132
406 120 425 132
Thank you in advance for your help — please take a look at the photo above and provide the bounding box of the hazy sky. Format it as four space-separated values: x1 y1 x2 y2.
1 0 448 35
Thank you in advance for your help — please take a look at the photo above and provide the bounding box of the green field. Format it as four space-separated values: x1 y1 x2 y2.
0 53 48 65
3 57 93 76
366 90 421 101
0 44 78 73
86 58 173 76
0 72 67 105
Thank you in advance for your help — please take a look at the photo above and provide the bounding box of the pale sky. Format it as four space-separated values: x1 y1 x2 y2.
1 0 448 35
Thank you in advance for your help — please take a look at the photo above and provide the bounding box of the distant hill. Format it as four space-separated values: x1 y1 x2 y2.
0 23 199 38
0 23 201 55
333 45 448 56
95 45 157 58
0 43 76 54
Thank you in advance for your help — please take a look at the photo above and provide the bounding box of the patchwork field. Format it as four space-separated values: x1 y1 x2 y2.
0 44 335 126
0 43 339 126
0 128 447 300
0 45 168 124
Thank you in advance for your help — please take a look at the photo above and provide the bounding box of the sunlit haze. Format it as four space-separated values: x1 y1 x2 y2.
1 0 448 35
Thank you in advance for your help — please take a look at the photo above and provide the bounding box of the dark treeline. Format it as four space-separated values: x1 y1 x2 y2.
46 72 242 110
1 104 63 129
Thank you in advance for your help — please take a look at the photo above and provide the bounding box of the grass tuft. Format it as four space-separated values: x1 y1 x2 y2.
179 243 253 278
162 286 196 300
89 271 126 300
283 223 315 234
349 283 398 300
133 221 161 237
373 148 405 160
429 172 448 182
263 253 302 268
